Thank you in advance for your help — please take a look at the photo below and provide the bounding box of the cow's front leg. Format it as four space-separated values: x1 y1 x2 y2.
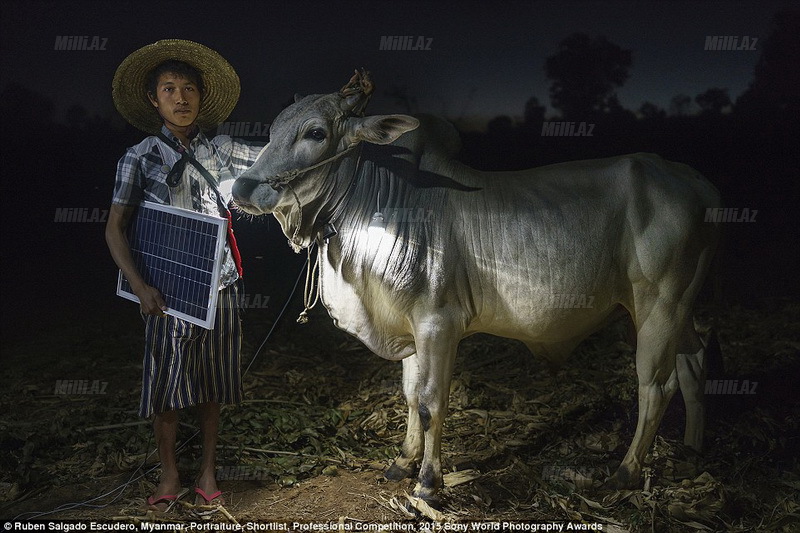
410 315 459 505
385 354 423 480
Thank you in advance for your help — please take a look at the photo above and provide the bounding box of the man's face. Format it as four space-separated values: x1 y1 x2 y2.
147 72 201 129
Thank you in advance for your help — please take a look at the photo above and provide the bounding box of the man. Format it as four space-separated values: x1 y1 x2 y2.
106 39 264 513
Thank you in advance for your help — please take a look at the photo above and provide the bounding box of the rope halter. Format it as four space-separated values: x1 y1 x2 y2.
264 69 373 251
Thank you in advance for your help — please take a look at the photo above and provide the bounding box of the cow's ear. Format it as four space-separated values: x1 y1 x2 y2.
352 115 419 145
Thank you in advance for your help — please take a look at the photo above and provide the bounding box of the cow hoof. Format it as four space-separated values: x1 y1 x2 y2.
406 494 443 512
384 462 414 481
410 482 443 511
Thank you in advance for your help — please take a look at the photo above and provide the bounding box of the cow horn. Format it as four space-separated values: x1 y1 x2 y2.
339 68 373 116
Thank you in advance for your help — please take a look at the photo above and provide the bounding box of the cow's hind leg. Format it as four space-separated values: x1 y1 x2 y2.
676 322 706 452
385 354 424 480
609 300 686 489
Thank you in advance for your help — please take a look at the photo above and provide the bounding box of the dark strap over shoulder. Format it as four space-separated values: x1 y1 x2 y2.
156 132 229 216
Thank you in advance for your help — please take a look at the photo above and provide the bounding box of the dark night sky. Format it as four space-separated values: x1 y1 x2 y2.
0 0 798 338
0 0 791 129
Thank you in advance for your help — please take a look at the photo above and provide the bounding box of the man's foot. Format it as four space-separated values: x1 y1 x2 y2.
146 486 187 513
192 486 225 518
194 486 224 505
193 471 225 515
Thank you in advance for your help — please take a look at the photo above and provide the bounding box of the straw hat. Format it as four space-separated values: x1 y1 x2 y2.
112 39 240 134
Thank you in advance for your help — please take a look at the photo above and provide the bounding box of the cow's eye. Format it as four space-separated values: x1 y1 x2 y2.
305 128 326 142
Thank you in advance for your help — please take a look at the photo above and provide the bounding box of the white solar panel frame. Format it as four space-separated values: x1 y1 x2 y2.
116 201 227 329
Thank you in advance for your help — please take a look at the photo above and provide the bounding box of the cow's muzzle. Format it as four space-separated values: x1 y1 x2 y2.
232 177 261 202
232 177 269 213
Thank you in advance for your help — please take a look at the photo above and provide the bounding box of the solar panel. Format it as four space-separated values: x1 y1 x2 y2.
116 201 227 329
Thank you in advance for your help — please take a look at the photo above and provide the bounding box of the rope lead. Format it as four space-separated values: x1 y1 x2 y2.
297 244 321 323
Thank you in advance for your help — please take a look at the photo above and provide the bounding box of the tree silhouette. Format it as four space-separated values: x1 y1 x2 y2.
639 101 666 120
0 81 55 131
604 94 636 121
544 33 632 120
523 96 546 125
736 10 800 114
486 115 514 135
669 94 692 116
695 88 731 115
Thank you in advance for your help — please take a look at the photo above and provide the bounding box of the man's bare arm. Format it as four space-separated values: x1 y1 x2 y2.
105 204 167 316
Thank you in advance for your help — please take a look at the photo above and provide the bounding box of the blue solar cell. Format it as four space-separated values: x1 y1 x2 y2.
116 201 227 329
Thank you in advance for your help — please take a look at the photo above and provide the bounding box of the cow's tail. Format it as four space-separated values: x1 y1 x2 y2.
699 188 725 378
707 209 726 307
699 323 725 378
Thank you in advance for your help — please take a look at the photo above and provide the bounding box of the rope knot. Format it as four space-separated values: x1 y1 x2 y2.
296 245 321 324
339 69 373 117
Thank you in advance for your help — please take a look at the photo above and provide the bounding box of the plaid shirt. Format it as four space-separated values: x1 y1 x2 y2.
113 125 265 288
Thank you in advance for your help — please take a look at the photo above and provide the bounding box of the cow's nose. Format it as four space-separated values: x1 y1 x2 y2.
232 177 260 202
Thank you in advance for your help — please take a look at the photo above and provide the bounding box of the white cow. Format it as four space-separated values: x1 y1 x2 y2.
233 72 721 504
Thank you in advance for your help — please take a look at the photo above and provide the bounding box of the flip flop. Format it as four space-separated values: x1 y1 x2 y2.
146 487 188 512
192 486 225 517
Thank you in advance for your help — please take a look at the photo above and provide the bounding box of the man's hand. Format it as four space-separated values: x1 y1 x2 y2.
106 205 169 318
135 284 168 316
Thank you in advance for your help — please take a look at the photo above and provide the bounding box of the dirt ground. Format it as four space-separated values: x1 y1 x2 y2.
1 297 798 531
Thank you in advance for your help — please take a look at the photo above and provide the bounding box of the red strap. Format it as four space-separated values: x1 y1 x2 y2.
226 211 243 278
